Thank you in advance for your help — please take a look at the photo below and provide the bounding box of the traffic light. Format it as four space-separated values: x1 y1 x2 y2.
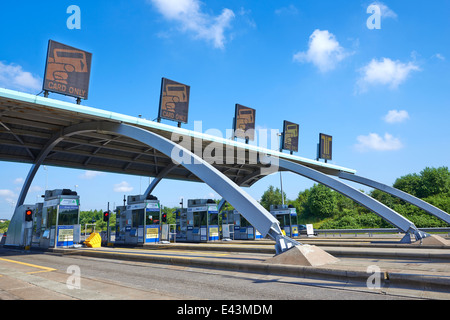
162 213 167 223
25 209 33 222
103 211 110 222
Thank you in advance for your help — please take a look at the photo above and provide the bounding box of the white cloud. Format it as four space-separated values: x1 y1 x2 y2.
433 53 445 61
293 29 350 72
79 170 106 180
148 0 235 49
13 178 24 185
355 133 403 151
384 110 410 123
113 181 133 193
206 192 218 199
275 5 299 16
30 185 43 193
371 2 397 19
0 189 17 203
357 58 420 92
0 61 41 93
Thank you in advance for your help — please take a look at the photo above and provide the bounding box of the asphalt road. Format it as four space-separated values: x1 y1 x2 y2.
0 247 413 301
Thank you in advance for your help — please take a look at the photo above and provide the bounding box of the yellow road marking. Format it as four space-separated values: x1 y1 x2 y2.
105 248 231 258
136 249 230 257
0 257 57 274
94 250 196 260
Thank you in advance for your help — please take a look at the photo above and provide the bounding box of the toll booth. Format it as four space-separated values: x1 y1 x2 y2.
175 208 188 242
115 194 161 245
30 189 81 248
270 204 299 237
186 199 219 242
223 210 262 240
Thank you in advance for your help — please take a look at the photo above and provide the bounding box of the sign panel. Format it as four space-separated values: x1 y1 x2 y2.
306 224 314 237
319 133 333 160
57 226 74 247
282 120 299 152
158 78 190 124
43 40 92 100
233 104 256 141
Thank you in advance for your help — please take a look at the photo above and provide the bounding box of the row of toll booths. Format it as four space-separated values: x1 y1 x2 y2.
174 202 300 242
173 199 265 242
113 196 301 245
114 197 224 244
6 188 301 249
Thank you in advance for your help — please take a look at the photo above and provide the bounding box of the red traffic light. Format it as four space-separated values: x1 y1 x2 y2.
103 211 110 222
25 209 33 222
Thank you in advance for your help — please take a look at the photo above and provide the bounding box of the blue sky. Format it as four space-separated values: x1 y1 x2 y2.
0 0 449 219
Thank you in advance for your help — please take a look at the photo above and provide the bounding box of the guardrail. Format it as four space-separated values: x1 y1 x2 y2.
300 227 450 237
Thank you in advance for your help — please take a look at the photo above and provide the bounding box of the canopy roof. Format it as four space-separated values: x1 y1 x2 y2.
0 88 355 187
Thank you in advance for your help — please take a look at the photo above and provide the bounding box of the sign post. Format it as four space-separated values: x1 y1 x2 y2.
233 104 256 143
158 78 190 126
43 40 92 103
281 120 299 154
318 133 333 162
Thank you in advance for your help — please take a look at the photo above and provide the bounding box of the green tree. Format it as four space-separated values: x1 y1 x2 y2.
305 184 336 218
162 206 177 225
0 220 10 234
417 166 450 198
260 185 286 211
393 173 421 197
393 166 450 199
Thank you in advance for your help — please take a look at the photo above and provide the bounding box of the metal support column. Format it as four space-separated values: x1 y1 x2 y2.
339 172 450 225
266 156 430 242
143 163 179 198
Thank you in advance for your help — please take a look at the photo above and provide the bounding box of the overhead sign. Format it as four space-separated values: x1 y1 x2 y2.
319 133 333 160
233 104 256 141
282 120 299 152
158 78 190 124
43 40 92 100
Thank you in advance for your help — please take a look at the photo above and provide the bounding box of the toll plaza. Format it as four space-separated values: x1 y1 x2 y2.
114 194 161 245
270 205 299 238
2 86 450 255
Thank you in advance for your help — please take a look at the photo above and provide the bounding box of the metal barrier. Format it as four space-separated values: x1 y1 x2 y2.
301 227 450 237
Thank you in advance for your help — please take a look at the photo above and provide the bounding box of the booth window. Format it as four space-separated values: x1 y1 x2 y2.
58 206 79 225
132 210 142 227
193 212 207 226
276 214 290 227
209 213 219 225
241 217 251 228
47 206 58 227
146 211 160 225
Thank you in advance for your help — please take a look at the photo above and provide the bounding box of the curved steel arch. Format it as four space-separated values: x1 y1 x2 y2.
15 121 300 253
339 172 450 225
259 156 430 242
143 163 178 198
